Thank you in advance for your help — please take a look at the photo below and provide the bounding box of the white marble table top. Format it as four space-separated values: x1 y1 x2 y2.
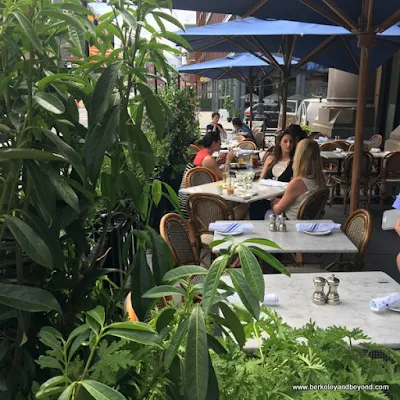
213 220 358 254
179 181 285 204
320 150 391 160
221 271 400 349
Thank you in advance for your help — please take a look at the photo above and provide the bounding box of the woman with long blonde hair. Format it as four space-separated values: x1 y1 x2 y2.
272 139 326 219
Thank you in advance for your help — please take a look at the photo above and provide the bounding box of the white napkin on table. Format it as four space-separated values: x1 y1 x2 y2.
370 294 400 312
209 222 254 233
259 179 288 187
228 293 279 306
317 137 328 142
296 222 341 232
370 148 381 153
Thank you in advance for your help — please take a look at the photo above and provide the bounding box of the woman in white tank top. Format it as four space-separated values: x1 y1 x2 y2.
272 139 326 219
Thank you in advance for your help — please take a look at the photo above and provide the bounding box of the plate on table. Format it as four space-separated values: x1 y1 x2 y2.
303 230 332 236
230 163 247 169
216 230 243 236
237 191 257 200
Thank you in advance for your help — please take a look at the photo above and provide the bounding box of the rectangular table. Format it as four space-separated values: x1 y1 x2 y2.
213 219 358 254
221 271 400 349
321 150 391 160
179 181 285 204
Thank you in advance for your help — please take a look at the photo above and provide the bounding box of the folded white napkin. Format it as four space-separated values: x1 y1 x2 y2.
317 137 328 142
370 148 381 153
219 149 229 153
370 294 400 312
209 222 254 233
228 293 278 306
335 148 343 153
259 179 288 187
296 222 341 232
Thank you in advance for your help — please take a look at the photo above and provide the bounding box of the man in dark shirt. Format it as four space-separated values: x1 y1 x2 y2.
206 112 227 140
232 117 256 142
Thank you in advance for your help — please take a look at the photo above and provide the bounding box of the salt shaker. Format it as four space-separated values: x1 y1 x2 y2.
269 214 277 232
313 277 327 305
277 213 287 232
326 274 340 305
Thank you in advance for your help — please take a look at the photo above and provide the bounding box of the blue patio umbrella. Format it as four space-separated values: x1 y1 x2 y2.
172 0 400 212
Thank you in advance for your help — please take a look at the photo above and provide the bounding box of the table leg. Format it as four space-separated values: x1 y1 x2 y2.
335 159 342 196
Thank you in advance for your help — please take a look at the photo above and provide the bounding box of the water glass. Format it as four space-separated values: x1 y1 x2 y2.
335 135 340 140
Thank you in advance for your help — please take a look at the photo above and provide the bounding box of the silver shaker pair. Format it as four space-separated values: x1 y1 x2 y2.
269 213 286 232
313 275 340 305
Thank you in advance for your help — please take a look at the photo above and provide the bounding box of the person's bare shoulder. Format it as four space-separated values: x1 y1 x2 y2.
287 178 307 194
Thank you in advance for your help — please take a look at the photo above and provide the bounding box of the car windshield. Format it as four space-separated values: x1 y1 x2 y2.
286 101 297 113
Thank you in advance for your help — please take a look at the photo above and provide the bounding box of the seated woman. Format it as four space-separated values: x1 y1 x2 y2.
193 132 234 180
232 117 255 142
249 130 294 219
271 139 326 219
206 112 227 140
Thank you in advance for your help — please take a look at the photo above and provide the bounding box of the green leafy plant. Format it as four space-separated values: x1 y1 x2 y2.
223 95 234 118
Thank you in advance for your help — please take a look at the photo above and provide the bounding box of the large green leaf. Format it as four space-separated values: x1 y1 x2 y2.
162 182 182 215
146 227 174 286
0 149 65 162
206 357 220 400
42 130 85 182
81 380 127 400
119 8 137 30
130 246 155 321
184 304 209 400
84 105 120 184
51 2 93 15
228 269 260 320
4 216 52 269
40 9 86 34
58 382 76 400
106 321 157 333
89 62 121 126
164 317 189 369
25 160 55 226
33 92 65 114
120 170 144 214
151 11 185 31
87 306 105 327
248 246 290 276
237 244 265 302
152 179 162 206
143 285 186 298
242 238 281 249
137 83 165 139
0 283 61 313
105 329 161 346
218 302 245 348
41 164 79 212
163 266 208 283
201 255 228 315
11 12 44 54
38 74 91 94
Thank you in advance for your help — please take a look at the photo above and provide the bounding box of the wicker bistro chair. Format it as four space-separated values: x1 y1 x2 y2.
348 143 371 152
189 143 201 154
370 151 400 206
368 134 383 148
326 209 372 272
183 167 217 188
319 142 339 180
238 140 257 150
233 135 246 142
330 152 373 214
331 140 350 151
186 193 233 249
254 130 265 149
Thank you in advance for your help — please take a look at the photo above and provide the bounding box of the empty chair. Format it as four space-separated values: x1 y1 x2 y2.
330 152 373 214
238 140 257 150
332 140 350 151
368 134 383 148
348 143 371 152
319 142 339 178
254 130 265 149
183 166 217 188
326 209 372 271
296 188 330 220
189 143 201 153
370 151 400 205
319 142 338 151
187 193 233 248
233 135 246 142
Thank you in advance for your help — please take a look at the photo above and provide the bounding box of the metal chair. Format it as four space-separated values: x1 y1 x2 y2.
296 188 330 220
370 151 400 205
238 140 257 150
368 134 383 148
319 142 337 151
326 209 372 271
186 193 233 249
331 140 350 151
330 152 373 214
254 130 265 149
183 167 217 188
319 142 339 179
348 143 371 152
233 135 246 142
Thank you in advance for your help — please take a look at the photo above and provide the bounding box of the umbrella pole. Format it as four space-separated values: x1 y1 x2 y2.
349 44 370 214
249 84 253 130
281 70 288 129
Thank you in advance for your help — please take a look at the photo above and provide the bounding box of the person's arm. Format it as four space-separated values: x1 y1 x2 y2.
218 123 226 135
259 155 274 181
395 218 400 236
272 178 307 215
203 152 234 180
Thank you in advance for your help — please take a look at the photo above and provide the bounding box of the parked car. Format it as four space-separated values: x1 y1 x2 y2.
244 103 280 128
278 97 304 128
296 98 327 127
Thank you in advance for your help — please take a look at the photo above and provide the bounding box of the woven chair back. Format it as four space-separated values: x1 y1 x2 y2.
331 140 350 151
348 143 371 152
380 151 400 180
160 213 199 266
187 193 231 235
238 141 257 150
296 188 330 220
233 135 245 142
183 167 217 188
368 134 383 148
343 152 373 181
189 144 201 153
319 142 337 151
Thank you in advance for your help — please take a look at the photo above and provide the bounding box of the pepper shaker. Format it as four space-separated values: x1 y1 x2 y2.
278 213 287 232
269 214 277 232
313 277 327 305
326 274 340 305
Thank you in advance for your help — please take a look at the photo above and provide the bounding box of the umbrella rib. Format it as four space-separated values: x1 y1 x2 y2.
248 36 282 70
340 37 360 71
292 35 336 70
376 9 400 33
195 36 231 52
322 0 359 32
243 0 270 17
298 0 354 31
